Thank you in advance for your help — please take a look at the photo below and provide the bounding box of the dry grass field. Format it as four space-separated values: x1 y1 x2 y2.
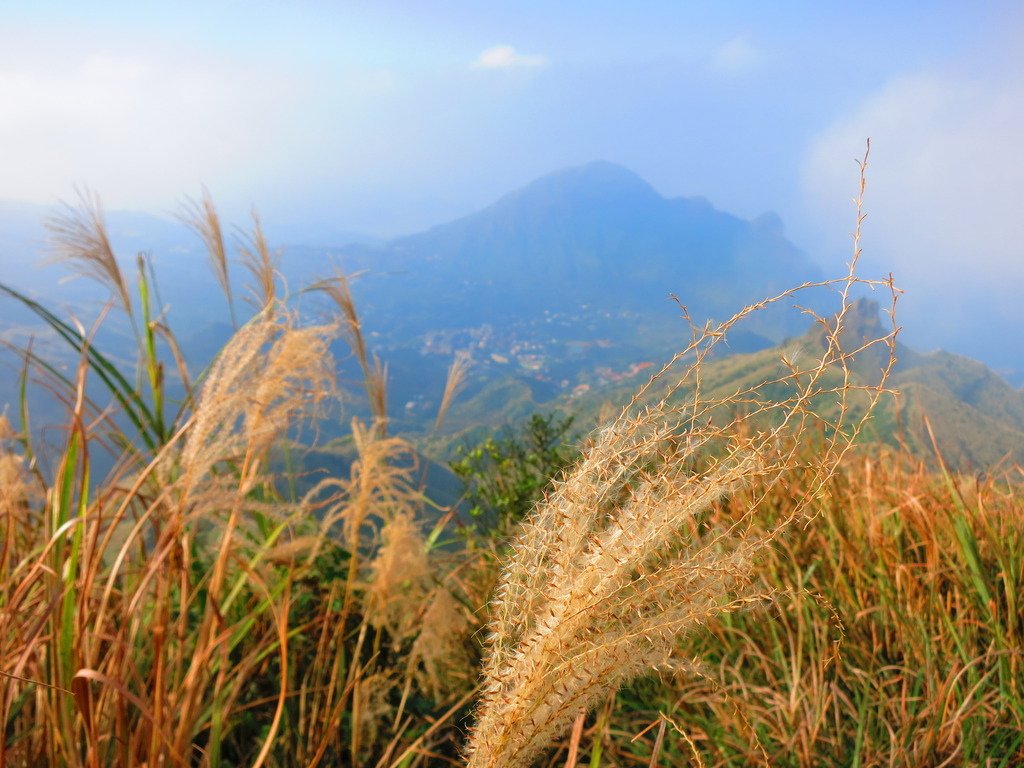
2 172 1022 766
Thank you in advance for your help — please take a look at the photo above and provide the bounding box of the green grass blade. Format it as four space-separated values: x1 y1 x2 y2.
0 281 161 451
137 256 167 442
17 344 36 468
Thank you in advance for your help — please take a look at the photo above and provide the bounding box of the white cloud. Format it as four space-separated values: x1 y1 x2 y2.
708 37 761 74
472 45 547 70
803 66 1024 364
0 47 301 209
804 71 1024 284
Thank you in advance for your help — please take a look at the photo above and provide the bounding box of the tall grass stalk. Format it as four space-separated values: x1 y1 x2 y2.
464 144 900 767
594 449 1024 766
179 189 238 329
0 194 474 767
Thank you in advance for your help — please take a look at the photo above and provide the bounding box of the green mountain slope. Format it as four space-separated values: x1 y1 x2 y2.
428 300 1024 470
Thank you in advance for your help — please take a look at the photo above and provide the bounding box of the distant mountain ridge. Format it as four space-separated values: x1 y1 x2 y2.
336 161 825 340
3 168 1022 471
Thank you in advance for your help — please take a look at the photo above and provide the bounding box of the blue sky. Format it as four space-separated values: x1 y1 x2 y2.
2 1 1023 370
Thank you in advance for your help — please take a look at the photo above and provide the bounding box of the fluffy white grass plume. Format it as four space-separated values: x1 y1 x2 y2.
365 511 433 640
413 586 474 698
46 188 133 318
465 264 899 766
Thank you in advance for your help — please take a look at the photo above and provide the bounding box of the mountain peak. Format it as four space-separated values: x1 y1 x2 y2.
543 160 654 187
501 161 662 210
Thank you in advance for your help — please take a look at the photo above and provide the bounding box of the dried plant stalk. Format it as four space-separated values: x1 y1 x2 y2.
237 210 279 310
46 188 133 317
179 188 237 327
466 284 897 767
311 272 389 429
466 144 898 767
435 351 471 432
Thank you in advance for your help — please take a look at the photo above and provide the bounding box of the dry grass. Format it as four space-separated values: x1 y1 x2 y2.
0 309 337 766
311 272 390 430
2 157 1020 767
464 144 898 768
46 188 133 320
464 286 898 767
558 450 1024 767
0 195 475 767
238 210 280 311
179 189 237 328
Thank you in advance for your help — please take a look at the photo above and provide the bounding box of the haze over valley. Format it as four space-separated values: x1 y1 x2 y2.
2 160 1021 472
